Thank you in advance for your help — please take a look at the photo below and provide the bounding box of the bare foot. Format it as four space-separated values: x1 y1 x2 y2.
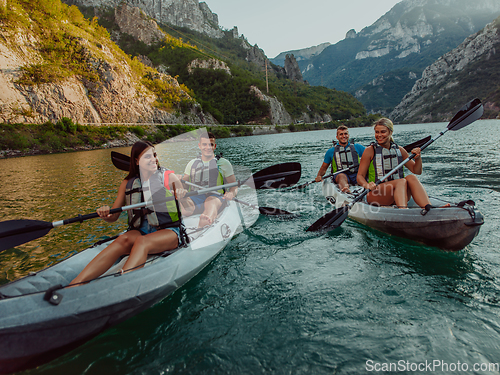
439 203 451 208
198 214 213 228
340 186 351 194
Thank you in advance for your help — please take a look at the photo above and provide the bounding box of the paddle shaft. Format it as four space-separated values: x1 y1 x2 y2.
320 167 356 183
290 167 354 190
0 160 302 252
307 98 484 232
183 181 293 215
184 181 257 209
348 130 447 208
53 180 248 228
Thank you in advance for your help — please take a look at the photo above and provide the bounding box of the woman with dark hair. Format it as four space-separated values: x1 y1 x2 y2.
70 141 186 286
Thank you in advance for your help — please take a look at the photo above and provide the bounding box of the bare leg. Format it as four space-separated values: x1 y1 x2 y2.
122 229 179 272
367 179 408 207
335 173 350 193
69 230 142 286
198 196 222 227
392 178 409 208
405 175 431 208
179 197 196 217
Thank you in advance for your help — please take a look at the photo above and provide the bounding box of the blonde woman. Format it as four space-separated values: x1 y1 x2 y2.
356 118 432 209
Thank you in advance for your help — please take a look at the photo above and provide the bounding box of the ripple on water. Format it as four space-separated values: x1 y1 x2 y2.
3 122 500 374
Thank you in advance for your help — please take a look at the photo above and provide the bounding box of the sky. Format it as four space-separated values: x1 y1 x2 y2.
204 0 403 58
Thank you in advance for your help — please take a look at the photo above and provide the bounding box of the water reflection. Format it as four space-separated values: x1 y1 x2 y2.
2 120 500 374
0 148 130 283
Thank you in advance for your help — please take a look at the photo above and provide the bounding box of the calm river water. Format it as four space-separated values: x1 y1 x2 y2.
1 120 500 374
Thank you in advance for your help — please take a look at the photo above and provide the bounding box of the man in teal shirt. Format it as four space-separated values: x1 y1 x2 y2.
315 125 365 193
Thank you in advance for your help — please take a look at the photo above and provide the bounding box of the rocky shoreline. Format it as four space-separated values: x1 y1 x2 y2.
0 125 289 159
0 136 140 158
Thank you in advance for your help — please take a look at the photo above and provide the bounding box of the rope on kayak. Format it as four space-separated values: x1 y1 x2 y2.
0 247 182 301
0 209 229 301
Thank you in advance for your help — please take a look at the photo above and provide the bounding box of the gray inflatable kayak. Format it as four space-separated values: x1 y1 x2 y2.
322 179 484 251
0 201 245 374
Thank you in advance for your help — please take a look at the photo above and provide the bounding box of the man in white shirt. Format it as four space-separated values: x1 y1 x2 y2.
182 132 237 227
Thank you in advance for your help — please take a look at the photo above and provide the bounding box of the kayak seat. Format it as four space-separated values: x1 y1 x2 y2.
0 268 76 297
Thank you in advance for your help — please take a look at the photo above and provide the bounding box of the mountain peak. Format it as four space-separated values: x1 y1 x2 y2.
270 42 331 66
70 0 225 38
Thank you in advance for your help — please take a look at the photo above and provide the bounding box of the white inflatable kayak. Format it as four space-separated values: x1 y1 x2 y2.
322 178 484 251
0 201 247 374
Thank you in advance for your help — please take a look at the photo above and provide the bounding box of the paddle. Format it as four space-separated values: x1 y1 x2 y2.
286 135 431 192
307 98 484 232
0 163 301 252
184 181 294 216
111 151 298 215
402 135 431 152
112 151 301 189
286 167 355 191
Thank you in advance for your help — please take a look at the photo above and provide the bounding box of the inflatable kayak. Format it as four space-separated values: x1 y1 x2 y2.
322 179 484 251
0 201 245 374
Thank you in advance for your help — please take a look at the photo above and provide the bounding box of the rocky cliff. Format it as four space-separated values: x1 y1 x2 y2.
0 1 213 125
284 54 305 84
66 0 224 38
114 2 165 45
391 16 500 122
298 0 500 114
250 86 292 125
270 42 331 67
272 54 306 83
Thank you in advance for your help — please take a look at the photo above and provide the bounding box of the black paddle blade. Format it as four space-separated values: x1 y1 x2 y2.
0 219 53 252
258 206 295 216
403 135 432 152
111 151 130 172
252 162 301 189
448 98 483 131
307 206 350 232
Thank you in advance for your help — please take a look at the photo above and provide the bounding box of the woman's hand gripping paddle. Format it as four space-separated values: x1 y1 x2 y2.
112 151 296 216
307 98 484 232
286 135 431 192
0 162 301 252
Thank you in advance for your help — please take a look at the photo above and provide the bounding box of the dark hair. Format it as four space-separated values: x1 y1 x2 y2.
125 141 156 180
200 131 216 140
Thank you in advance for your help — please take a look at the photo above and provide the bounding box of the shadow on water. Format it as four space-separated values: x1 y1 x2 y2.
349 221 475 278
343 221 500 312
